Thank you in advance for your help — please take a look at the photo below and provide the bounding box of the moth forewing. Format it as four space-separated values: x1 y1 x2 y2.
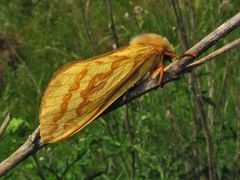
40 33 174 143
40 46 156 143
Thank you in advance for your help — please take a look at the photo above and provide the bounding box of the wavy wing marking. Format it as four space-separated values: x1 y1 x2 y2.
40 45 157 143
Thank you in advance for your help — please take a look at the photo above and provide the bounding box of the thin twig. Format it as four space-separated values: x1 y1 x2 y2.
79 0 96 54
106 0 119 49
32 154 46 180
0 12 240 177
43 165 60 180
191 75 217 180
187 38 240 70
7 41 41 95
170 1 215 177
214 59 229 152
60 150 87 179
124 104 136 178
169 0 189 49
173 1 202 178
170 1 218 179
236 87 240 178
0 112 11 137
106 1 135 177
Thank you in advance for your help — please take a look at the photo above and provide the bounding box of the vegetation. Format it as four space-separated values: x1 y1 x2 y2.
0 0 239 179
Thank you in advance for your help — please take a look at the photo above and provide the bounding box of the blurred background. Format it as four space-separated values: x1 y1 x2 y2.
0 0 239 179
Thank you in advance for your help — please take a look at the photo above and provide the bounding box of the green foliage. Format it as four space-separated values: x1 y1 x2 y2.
0 0 239 179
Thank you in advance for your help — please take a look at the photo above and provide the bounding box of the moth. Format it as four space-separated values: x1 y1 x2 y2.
40 33 194 143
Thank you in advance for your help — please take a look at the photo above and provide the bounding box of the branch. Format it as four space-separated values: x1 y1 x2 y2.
0 112 11 137
166 12 240 74
0 127 44 176
187 38 240 70
0 12 240 177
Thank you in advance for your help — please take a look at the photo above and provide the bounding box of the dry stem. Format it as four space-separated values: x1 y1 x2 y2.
0 113 11 138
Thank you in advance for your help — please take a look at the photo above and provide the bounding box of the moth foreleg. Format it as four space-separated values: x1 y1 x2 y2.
150 56 165 87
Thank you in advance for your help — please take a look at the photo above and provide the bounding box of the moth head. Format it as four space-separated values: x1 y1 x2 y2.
130 33 175 54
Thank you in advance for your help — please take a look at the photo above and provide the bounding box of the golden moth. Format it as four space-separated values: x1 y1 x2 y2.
40 33 191 143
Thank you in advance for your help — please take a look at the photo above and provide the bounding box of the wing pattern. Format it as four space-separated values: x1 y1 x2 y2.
40 45 157 143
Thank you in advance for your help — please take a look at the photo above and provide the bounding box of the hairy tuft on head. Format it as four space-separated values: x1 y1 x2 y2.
130 33 174 53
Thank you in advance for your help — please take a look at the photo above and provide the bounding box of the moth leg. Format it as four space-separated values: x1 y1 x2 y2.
158 58 164 87
162 51 197 59
150 68 160 79
150 56 165 87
